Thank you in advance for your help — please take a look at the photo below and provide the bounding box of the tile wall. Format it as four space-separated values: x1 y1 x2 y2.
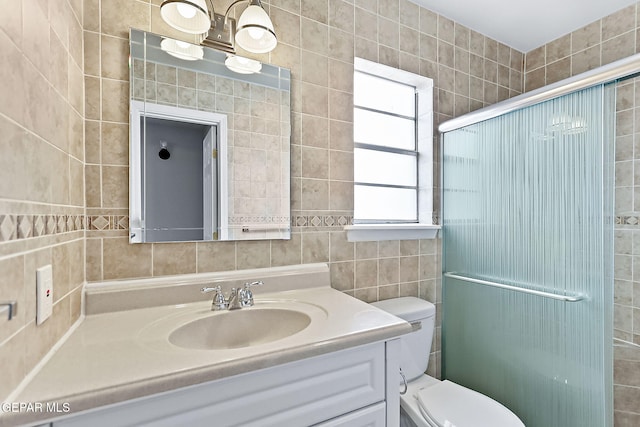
0 0 85 400
522 3 640 424
83 0 525 379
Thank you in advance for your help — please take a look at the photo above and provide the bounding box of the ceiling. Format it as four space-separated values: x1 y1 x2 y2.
414 0 638 52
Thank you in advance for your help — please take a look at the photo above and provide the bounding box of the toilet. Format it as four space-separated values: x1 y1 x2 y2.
371 297 524 427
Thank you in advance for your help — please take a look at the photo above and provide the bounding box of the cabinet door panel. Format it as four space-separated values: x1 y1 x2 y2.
54 343 385 427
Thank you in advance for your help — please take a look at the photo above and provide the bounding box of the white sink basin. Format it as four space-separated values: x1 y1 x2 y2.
168 307 312 350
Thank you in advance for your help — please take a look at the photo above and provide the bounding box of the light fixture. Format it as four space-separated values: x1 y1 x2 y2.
160 0 211 34
234 0 277 54
160 38 204 61
160 0 277 55
225 54 262 74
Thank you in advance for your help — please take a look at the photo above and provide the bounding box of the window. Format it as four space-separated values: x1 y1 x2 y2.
345 58 439 241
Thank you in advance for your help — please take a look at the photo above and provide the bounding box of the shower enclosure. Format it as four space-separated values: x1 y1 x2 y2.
438 56 640 426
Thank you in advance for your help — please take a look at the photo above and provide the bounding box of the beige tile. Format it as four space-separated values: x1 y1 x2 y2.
0 256 26 342
525 45 545 71
355 7 377 42
602 31 635 66
302 232 330 262
102 165 128 208
0 116 28 200
330 231 354 261
329 119 353 151
400 26 419 56
356 241 378 259
302 0 328 24
355 36 378 62
101 35 129 80
102 79 129 123
22 0 50 80
571 45 601 75
84 76 102 119
0 329 25 401
330 261 354 291
271 233 302 266
399 0 419 30
379 257 399 285
329 89 352 121
197 241 237 272
101 122 129 165
69 158 84 206
49 30 68 98
329 150 353 181
329 0 354 33
271 7 301 47
301 18 328 54
301 51 328 86
302 146 329 179
301 83 329 117
153 243 197 276
379 46 399 68
329 27 354 63
329 180 353 210
468 30 484 56
602 5 636 41
420 8 437 37
299 115 329 150
86 238 103 282
101 0 150 38
354 286 378 302
103 237 153 280
86 29 103 72
237 240 271 269
572 20 601 53
355 259 378 288
84 120 102 164
546 58 571 85
420 34 437 62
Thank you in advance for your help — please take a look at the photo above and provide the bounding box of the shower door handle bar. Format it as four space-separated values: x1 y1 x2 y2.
443 272 584 302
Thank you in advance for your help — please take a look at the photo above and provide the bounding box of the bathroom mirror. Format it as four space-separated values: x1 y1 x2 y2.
129 29 291 243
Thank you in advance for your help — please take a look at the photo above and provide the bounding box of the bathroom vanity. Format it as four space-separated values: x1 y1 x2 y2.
1 264 409 427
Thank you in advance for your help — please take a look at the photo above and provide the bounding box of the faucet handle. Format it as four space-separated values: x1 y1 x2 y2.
239 280 264 307
201 286 227 311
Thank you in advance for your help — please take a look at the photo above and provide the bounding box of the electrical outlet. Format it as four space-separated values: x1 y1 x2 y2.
36 265 53 325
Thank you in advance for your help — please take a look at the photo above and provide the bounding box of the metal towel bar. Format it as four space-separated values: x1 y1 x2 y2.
0 301 17 320
443 272 585 302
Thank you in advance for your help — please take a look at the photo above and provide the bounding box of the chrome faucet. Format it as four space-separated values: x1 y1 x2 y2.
201 281 264 311
238 281 263 307
201 286 227 311
227 288 242 310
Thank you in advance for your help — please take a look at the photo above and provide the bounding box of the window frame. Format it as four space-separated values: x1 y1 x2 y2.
345 58 440 241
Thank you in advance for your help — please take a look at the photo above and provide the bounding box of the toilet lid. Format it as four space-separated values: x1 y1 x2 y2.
416 380 523 427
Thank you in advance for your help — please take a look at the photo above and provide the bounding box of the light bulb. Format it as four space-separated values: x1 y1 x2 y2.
248 27 264 40
175 40 190 49
176 3 197 19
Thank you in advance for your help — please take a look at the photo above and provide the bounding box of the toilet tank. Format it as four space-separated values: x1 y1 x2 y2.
371 297 436 382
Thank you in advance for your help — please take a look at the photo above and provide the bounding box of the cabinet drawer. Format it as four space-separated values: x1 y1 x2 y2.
54 342 385 427
313 402 386 427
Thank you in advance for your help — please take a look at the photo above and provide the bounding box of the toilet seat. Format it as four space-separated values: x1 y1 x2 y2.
416 380 523 427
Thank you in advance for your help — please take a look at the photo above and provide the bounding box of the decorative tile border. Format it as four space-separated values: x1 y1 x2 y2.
293 215 353 228
0 212 441 243
617 216 640 226
0 214 86 242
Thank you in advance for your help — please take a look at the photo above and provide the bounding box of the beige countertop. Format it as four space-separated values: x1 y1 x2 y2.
1 271 410 427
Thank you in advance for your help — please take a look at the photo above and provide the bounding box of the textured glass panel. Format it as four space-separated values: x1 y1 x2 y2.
442 84 614 427
354 108 415 150
354 186 417 221
354 148 416 187
354 71 415 117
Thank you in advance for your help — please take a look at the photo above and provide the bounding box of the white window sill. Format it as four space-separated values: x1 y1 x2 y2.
344 224 441 242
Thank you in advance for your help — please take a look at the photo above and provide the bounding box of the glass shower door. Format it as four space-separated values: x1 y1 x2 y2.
441 84 614 427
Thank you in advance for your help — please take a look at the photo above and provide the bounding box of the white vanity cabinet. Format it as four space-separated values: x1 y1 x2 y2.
49 340 400 427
